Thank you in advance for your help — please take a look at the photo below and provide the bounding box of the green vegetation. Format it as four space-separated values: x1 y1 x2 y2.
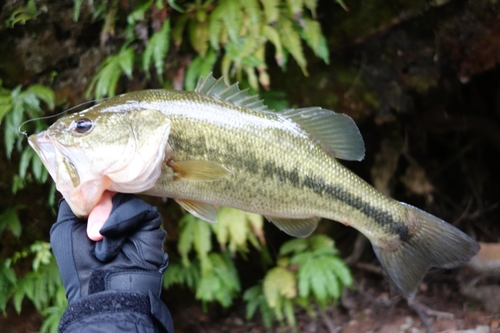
0 0 353 331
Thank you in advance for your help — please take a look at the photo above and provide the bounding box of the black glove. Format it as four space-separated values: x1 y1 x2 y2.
51 194 173 333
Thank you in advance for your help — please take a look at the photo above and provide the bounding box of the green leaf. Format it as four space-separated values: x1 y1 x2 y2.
25 84 55 110
73 0 85 22
310 234 335 250
239 0 261 33
189 20 209 57
278 17 308 75
118 47 134 79
184 56 203 91
261 0 280 24
142 19 171 79
300 17 329 64
329 256 353 287
86 44 134 99
263 267 296 308
177 214 212 266
279 238 308 256
163 261 200 289
18 148 33 179
13 281 26 313
303 0 317 17
208 6 223 50
172 14 189 46
127 0 153 25
264 26 284 67
219 0 243 43
167 0 184 12
282 298 297 328
286 0 303 16
0 207 22 238
199 48 217 79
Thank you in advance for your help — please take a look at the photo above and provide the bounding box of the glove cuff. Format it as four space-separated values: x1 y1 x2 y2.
59 290 173 333
89 270 163 297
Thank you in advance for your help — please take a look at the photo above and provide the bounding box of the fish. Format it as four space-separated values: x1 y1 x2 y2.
28 74 479 297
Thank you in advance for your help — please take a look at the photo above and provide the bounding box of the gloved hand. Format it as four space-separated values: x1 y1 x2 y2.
51 193 173 333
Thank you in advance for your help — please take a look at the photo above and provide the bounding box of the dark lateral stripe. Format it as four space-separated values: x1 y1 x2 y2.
171 133 409 239
301 175 409 238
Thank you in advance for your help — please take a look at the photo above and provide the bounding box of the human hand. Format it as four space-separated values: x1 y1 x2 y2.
51 193 173 333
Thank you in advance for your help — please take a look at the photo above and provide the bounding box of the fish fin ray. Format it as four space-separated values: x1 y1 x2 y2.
175 199 218 223
280 107 365 161
169 160 232 180
194 73 269 111
372 203 479 297
265 216 319 238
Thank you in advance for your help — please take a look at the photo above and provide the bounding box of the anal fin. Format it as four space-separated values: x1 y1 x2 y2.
175 199 218 223
265 216 319 238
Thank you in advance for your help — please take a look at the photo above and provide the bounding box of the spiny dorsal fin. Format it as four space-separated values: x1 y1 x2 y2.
280 107 365 161
195 74 269 111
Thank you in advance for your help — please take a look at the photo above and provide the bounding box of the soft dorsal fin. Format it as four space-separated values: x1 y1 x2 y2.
280 107 365 161
195 74 269 111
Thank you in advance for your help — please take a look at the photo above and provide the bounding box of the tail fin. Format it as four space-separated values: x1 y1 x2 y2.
372 203 480 297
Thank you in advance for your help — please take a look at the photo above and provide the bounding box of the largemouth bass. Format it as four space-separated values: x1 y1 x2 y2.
29 75 479 296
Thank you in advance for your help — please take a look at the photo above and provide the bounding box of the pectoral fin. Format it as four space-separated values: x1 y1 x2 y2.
169 160 232 181
175 199 218 223
265 216 319 238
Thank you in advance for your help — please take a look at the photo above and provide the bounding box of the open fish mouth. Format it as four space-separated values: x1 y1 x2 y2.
28 132 58 183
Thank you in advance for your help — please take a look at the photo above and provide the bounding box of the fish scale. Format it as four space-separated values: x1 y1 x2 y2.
29 74 479 297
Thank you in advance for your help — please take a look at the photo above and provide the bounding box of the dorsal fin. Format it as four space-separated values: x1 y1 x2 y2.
195 74 269 111
280 107 365 161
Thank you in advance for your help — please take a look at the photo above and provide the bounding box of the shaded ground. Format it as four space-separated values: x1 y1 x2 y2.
170 266 499 333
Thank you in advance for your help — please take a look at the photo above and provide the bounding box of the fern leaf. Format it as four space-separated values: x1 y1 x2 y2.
142 19 170 78
260 0 280 24
189 20 209 57
177 214 196 265
184 55 204 91
278 17 308 75
301 17 329 64
286 0 303 16
239 0 261 34
221 53 232 81
310 234 335 250
330 256 353 287
25 84 55 110
193 217 212 260
263 267 296 308
199 48 217 79
244 285 264 320
303 0 317 17
264 26 284 67
118 47 134 79
282 298 297 328
208 6 223 50
172 14 189 46
280 238 308 256
220 0 243 43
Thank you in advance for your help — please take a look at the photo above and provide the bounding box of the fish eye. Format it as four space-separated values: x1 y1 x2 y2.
73 118 93 134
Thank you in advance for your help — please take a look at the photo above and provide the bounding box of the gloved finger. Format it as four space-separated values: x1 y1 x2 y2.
87 191 115 241
99 194 161 237
95 194 162 262
51 199 89 303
